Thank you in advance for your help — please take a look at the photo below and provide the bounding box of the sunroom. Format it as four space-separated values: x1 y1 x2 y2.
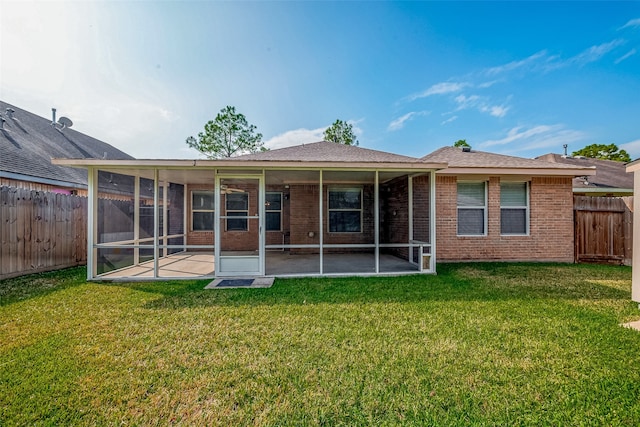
54 142 445 280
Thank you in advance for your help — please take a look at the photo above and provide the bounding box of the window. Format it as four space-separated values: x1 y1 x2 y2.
192 191 214 231
501 182 529 235
328 188 362 233
457 182 486 236
226 192 248 231
265 192 282 231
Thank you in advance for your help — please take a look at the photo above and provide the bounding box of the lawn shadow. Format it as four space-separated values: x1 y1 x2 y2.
0 267 87 306
107 263 634 310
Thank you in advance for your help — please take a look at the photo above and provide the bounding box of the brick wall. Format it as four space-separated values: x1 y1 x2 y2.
436 175 574 262
381 175 430 258
289 184 375 253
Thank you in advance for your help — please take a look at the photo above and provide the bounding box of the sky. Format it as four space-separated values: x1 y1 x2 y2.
1 1 640 161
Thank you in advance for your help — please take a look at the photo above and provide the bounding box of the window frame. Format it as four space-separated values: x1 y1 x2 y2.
191 190 215 232
265 191 283 232
327 187 363 233
456 181 487 237
500 181 530 236
225 192 249 232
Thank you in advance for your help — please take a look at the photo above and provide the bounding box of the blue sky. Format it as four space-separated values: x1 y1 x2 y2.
2 1 639 160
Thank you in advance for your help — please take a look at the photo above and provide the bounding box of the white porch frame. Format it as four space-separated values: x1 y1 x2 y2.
82 165 438 280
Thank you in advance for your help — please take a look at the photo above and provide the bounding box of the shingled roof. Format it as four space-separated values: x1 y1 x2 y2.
537 153 633 193
232 141 422 164
1 100 134 188
422 146 595 175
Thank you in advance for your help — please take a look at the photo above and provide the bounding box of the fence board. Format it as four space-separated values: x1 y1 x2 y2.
0 186 88 280
574 195 633 265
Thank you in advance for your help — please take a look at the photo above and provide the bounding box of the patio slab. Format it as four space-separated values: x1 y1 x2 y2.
621 320 640 331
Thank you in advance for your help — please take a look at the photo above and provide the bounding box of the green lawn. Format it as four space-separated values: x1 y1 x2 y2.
1 263 640 426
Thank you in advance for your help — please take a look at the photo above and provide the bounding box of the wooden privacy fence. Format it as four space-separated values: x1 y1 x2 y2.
574 196 633 265
1 186 87 280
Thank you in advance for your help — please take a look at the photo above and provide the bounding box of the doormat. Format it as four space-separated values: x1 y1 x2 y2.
217 279 254 287
205 277 274 289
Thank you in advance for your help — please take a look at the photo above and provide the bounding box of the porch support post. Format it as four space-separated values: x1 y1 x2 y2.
183 181 188 253
163 179 168 258
430 170 436 272
408 175 413 263
86 167 97 280
374 170 379 273
153 169 159 278
214 172 220 277
134 176 140 265
319 169 323 275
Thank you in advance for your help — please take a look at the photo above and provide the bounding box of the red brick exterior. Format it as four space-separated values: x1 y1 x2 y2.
184 173 574 263
289 184 376 253
436 175 574 262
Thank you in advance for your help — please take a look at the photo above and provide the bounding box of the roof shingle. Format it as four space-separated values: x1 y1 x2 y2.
421 146 593 171
1 100 134 187
232 141 422 163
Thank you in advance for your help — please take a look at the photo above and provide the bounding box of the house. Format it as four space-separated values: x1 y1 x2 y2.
52 143 594 280
625 160 640 303
422 147 594 262
536 153 633 196
0 100 134 194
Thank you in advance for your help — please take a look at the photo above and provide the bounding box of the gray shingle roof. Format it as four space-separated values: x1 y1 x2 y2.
422 146 592 170
536 153 633 190
232 141 423 163
1 100 134 187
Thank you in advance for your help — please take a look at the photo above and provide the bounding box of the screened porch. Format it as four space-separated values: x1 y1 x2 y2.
86 165 436 280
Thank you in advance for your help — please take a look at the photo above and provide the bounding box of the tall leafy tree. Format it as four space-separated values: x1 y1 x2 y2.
453 139 470 148
323 119 359 146
186 106 264 159
572 143 631 162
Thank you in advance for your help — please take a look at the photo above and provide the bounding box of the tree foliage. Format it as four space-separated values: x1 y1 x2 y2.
453 139 470 148
571 143 630 162
186 106 264 159
323 119 359 146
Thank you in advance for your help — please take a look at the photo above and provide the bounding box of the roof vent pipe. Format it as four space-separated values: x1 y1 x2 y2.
462 146 471 152
5 108 14 119
52 108 56 125
0 117 5 129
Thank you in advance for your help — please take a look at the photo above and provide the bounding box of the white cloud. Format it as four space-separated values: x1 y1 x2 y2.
620 18 640 30
481 105 509 118
480 124 586 154
570 39 626 66
441 115 458 125
453 94 509 118
619 139 640 160
387 111 429 131
407 82 468 101
263 127 326 150
485 51 548 75
454 94 481 110
615 48 637 64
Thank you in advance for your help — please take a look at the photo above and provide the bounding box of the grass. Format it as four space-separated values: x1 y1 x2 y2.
1 263 640 426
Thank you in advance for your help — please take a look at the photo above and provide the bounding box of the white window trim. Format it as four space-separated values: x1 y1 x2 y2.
265 191 283 232
191 190 214 232
500 181 530 236
327 187 363 234
225 192 249 232
457 181 488 237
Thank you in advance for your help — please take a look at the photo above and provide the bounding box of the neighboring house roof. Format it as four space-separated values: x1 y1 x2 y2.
421 146 596 176
232 141 424 164
536 153 633 194
0 100 134 189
